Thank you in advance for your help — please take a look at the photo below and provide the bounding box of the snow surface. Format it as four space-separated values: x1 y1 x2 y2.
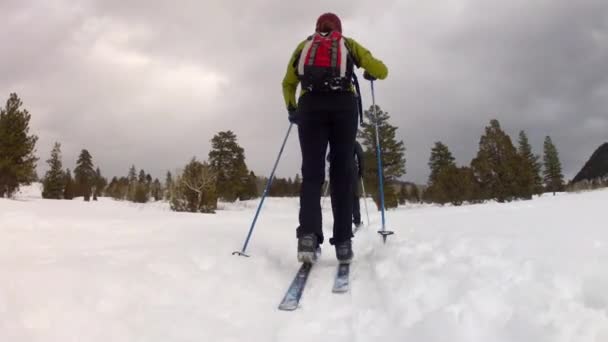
1 185 608 342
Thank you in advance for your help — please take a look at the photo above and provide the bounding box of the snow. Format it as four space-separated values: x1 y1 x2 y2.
1 185 608 342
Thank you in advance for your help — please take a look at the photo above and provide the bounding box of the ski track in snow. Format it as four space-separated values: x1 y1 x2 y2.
1 185 608 341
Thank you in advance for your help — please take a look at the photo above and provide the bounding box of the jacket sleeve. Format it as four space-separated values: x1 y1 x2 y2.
282 40 307 110
345 38 388 80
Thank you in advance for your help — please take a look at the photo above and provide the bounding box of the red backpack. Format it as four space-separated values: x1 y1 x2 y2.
297 31 355 92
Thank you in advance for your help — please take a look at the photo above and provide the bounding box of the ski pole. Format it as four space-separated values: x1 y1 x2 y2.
361 177 370 226
370 80 394 243
233 123 293 257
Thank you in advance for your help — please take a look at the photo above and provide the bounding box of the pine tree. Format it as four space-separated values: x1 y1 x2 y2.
165 171 174 200
92 167 107 201
239 171 258 200
293 174 302 196
106 176 119 199
358 105 406 209
42 142 65 199
0 93 38 198
516 131 543 199
428 142 456 185
471 119 520 202
171 158 217 213
398 184 408 205
74 149 95 201
410 184 421 203
127 165 137 201
425 142 457 204
151 178 162 201
112 177 129 200
543 136 565 195
208 130 250 202
134 169 149 203
439 166 479 205
63 169 75 200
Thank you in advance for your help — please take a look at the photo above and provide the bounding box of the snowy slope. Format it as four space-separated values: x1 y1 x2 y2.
1 186 608 342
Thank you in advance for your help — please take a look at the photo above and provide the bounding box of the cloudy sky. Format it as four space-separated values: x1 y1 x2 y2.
1 0 607 183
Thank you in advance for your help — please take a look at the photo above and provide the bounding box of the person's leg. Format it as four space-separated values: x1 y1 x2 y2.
328 95 358 245
297 105 329 245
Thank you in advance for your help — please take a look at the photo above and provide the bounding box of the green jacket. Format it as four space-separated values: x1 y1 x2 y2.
282 36 388 110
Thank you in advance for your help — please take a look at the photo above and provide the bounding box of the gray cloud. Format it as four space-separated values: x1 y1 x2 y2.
1 0 606 183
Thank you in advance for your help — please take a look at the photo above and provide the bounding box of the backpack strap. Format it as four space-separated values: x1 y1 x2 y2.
352 71 363 125
330 38 339 69
307 41 321 66
297 36 315 76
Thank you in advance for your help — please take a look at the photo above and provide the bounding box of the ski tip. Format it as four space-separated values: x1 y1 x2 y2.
232 251 250 257
278 304 298 311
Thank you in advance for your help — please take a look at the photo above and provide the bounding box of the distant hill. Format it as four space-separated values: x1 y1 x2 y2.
572 143 608 183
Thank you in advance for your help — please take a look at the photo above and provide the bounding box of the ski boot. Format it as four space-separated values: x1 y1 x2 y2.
297 234 320 263
335 239 353 264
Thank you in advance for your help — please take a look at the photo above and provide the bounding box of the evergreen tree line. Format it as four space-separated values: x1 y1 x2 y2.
168 130 259 213
41 143 108 201
423 119 565 205
0 93 577 214
566 176 608 192
264 174 302 197
105 166 162 203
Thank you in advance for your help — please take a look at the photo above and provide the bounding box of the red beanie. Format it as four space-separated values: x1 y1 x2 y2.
316 13 342 33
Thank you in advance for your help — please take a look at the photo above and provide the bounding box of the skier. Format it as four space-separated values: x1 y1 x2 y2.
282 13 387 264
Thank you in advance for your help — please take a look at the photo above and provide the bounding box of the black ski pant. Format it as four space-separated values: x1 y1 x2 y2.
330 168 361 226
296 92 358 245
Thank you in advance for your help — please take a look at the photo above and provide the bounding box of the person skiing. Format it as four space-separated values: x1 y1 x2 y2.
282 12 387 264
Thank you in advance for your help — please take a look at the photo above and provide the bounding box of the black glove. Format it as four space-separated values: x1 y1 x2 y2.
363 71 377 81
288 106 298 124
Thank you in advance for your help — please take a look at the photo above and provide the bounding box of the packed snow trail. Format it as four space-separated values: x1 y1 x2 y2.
1 184 608 341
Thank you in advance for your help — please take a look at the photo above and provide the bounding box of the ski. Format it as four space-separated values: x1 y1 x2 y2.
278 262 313 311
332 263 350 293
